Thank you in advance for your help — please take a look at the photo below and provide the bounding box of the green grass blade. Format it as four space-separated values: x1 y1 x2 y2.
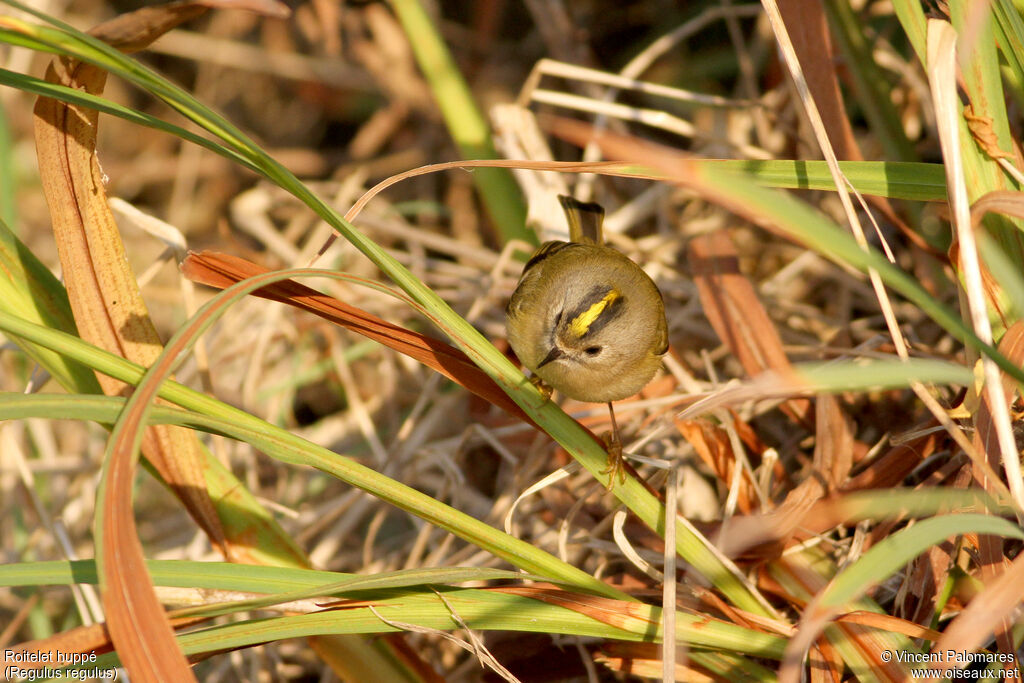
773 548 918 679
824 1 917 162
790 358 972 390
833 488 1008 520
0 219 100 392
692 163 1024 386
991 0 1024 97
891 0 928 65
0 67 261 173
173 591 786 658
0 560 787 661
948 3 1024 277
0 559 537 597
0 12 782 615
0 96 14 227
0 60 958 206
387 0 530 244
0 334 631 603
718 160 945 200
820 514 1024 607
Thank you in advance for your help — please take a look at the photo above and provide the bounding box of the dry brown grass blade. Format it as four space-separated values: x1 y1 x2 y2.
30 3 289 679
490 586 658 632
719 395 855 558
594 642 713 682
966 189 1024 324
904 542 955 627
7 615 211 672
685 229 853 556
969 189 1024 223
808 640 840 683
776 0 860 164
675 372 859 545
772 0 925 255
834 610 944 641
103 375 196 681
968 320 1024 655
928 550 1024 678
841 430 940 491
775 558 907 683
87 0 289 53
719 434 953 562
181 250 536 427
674 418 758 514
686 230 812 424
812 395 855 491
31 3 234 558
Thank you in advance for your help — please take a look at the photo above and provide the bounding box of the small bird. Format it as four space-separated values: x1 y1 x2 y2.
506 195 668 486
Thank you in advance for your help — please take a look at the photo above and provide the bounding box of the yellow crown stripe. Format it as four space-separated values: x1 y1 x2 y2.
568 289 621 337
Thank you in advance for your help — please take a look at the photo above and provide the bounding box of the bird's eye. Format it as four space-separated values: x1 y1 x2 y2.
584 346 602 356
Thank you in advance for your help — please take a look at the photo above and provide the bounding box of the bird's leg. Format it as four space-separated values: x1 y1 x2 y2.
600 401 626 489
529 374 553 401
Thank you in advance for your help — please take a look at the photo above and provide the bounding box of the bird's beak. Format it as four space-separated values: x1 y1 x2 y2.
537 346 564 368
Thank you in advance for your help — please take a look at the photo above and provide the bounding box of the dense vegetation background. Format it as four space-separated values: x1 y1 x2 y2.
2 1 1023 681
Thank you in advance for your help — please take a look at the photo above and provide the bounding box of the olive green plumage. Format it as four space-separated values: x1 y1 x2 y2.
506 196 668 403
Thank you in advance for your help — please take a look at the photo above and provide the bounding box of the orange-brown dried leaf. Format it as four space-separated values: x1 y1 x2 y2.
774 557 909 683
33 56 201 683
715 396 852 559
904 543 954 626
490 586 658 633
89 0 288 52
689 585 795 636
777 0 861 164
675 418 758 513
812 395 854 490
809 640 841 683
835 610 943 640
29 3 288 679
725 443 961 563
9 615 211 671
963 105 1014 161
842 608 948 644
929 550 1024 677
840 430 939 492
31 8 231 556
686 230 811 424
968 320 1024 655
594 642 714 682
181 250 536 427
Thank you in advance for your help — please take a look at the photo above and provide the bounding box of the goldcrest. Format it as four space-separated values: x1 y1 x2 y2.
506 195 668 484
